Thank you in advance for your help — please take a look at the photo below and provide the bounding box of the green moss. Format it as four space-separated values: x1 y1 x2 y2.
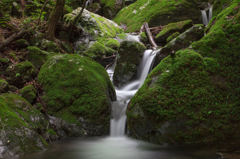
19 84 37 104
114 0 199 32
128 1 240 146
0 57 9 64
192 1 240 104
15 39 29 49
27 46 52 69
117 33 127 40
0 78 8 93
83 41 116 61
38 54 115 128
155 19 192 44
166 32 180 42
100 0 116 8
6 61 37 88
104 38 120 50
64 8 123 39
129 49 235 144
0 93 47 152
140 32 148 43
41 39 60 52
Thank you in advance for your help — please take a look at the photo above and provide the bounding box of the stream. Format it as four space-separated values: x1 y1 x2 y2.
21 35 218 159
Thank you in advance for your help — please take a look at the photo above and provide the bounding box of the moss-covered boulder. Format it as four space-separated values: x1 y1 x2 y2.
0 78 9 93
26 46 52 69
127 1 240 148
113 40 146 87
153 24 204 67
0 93 48 158
155 20 193 45
64 7 123 40
105 38 120 50
83 41 116 67
128 49 240 146
19 85 37 104
6 61 37 88
38 54 116 136
114 0 203 32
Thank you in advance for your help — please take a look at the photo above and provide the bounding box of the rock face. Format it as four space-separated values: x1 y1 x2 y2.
114 0 205 32
0 93 48 158
153 24 204 68
38 54 116 136
127 1 240 147
113 40 146 87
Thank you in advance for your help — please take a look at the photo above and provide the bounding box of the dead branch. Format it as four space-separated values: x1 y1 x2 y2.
144 22 158 48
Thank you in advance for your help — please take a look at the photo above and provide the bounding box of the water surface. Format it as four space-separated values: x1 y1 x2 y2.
22 137 218 159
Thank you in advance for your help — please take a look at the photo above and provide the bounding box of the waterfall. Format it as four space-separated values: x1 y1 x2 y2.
201 4 213 26
108 46 158 137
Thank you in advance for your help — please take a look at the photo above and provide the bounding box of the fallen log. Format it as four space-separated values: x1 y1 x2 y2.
144 22 158 48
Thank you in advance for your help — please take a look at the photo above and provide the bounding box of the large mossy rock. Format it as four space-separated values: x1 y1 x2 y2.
83 41 116 67
64 8 123 40
38 54 116 136
128 49 239 145
113 41 146 87
0 93 48 158
153 24 204 67
127 1 240 148
114 0 205 32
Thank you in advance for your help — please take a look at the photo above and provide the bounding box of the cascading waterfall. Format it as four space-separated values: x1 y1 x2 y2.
201 4 213 26
108 45 158 137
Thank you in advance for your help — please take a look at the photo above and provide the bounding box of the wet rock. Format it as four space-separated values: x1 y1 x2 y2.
153 24 204 68
113 40 146 87
0 93 48 158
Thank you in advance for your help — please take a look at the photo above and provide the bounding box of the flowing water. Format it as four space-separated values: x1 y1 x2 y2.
21 36 218 159
109 49 157 136
201 4 213 26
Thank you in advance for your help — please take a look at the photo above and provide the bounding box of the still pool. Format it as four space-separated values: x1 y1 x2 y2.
22 137 219 159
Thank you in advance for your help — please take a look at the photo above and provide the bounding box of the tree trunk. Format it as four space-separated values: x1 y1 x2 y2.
46 0 65 40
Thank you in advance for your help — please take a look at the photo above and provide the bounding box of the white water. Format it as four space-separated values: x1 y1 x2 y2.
201 4 213 26
108 47 158 137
